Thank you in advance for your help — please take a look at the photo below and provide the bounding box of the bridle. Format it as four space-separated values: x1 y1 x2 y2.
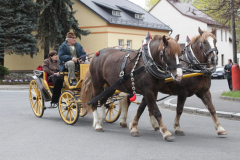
147 41 181 73
199 41 218 59
159 45 182 71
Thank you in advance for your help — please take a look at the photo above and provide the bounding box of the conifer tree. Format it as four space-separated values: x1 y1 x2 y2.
36 0 91 59
0 0 41 58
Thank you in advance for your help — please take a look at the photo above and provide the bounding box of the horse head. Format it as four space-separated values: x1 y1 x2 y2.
150 35 183 81
191 27 218 70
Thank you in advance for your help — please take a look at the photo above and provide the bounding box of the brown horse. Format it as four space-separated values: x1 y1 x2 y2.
120 27 227 137
81 34 182 141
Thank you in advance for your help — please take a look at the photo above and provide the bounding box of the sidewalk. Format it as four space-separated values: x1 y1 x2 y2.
161 90 240 120
0 84 29 90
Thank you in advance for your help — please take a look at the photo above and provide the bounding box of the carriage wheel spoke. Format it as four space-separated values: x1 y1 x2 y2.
31 90 37 97
66 110 70 120
111 110 116 118
33 100 37 108
63 98 68 105
113 108 119 112
70 110 76 119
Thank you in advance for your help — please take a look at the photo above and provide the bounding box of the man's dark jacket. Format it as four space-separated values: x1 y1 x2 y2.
58 41 86 71
224 63 233 79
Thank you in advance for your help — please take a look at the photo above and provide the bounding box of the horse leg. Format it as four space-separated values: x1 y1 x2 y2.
92 101 104 132
91 87 106 132
196 91 227 136
174 93 188 136
145 93 175 141
129 97 147 137
119 92 130 128
148 107 159 131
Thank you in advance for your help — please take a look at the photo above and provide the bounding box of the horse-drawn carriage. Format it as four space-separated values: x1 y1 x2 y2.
29 63 122 125
29 28 227 141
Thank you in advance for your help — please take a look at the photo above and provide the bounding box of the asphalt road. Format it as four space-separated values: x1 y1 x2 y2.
0 79 240 160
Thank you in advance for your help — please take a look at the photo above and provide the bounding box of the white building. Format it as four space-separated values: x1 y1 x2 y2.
149 0 233 67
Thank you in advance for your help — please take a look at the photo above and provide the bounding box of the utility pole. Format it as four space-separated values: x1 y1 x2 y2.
230 0 237 64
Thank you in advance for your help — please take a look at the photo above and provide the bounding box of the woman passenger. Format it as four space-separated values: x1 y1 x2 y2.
43 50 63 104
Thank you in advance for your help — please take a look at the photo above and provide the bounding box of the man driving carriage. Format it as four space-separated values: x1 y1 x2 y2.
58 32 86 86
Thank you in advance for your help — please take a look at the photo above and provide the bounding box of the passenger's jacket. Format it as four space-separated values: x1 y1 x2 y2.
224 63 233 79
58 41 86 71
43 58 59 80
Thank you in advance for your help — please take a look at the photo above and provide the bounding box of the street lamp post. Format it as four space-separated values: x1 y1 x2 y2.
230 0 237 64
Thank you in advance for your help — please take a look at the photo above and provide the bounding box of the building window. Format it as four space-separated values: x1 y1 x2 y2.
118 39 124 49
135 14 143 19
221 54 224 66
127 40 132 49
221 30 223 41
112 10 121 16
225 31 227 42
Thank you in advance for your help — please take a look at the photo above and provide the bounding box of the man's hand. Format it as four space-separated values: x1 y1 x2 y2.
72 57 78 63
54 72 60 76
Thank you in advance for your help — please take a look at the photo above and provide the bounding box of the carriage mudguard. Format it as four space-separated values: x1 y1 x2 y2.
31 75 52 101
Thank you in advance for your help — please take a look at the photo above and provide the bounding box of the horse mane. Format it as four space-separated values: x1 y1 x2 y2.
190 31 216 45
152 35 181 57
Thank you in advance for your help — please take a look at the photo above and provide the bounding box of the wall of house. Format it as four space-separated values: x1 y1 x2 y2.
107 25 169 50
150 0 207 45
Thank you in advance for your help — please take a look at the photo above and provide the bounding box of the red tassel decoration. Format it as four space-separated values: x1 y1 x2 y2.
129 94 136 102
95 51 99 56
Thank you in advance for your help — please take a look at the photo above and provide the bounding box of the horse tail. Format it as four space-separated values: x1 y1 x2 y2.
80 69 93 113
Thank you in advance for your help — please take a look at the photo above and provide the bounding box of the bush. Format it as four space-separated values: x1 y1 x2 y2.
0 64 10 77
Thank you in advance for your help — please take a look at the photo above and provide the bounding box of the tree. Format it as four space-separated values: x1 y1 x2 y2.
36 0 91 59
145 0 159 11
146 0 193 11
0 0 42 58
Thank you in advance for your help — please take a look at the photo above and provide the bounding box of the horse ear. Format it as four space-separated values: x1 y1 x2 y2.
175 34 180 42
198 27 204 35
163 35 168 46
211 27 216 35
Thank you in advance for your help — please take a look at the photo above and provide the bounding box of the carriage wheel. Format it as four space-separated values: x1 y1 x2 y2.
58 91 79 125
79 106 87 117
29 80 44 118
105 96 121 123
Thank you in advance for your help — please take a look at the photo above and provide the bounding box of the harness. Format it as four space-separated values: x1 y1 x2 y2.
142 41 181 79
180 36 218 75
87 33 182 106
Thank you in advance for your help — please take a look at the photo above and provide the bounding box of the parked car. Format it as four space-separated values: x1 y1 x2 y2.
211 67 226 79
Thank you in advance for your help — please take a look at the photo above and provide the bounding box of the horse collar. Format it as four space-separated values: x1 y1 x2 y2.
142 42 171 79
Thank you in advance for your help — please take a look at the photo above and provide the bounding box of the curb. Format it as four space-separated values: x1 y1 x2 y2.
161 98 240 120
220 96 240 102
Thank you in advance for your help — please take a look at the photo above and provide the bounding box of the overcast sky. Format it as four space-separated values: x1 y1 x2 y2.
129 0 146 9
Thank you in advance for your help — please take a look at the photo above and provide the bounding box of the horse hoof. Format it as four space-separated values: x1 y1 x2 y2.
218 131 227 136
175 130 185 136
154 127 159 131
164 135 175 141
95 128 104 132
120 123 128 128
131 132 139 137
